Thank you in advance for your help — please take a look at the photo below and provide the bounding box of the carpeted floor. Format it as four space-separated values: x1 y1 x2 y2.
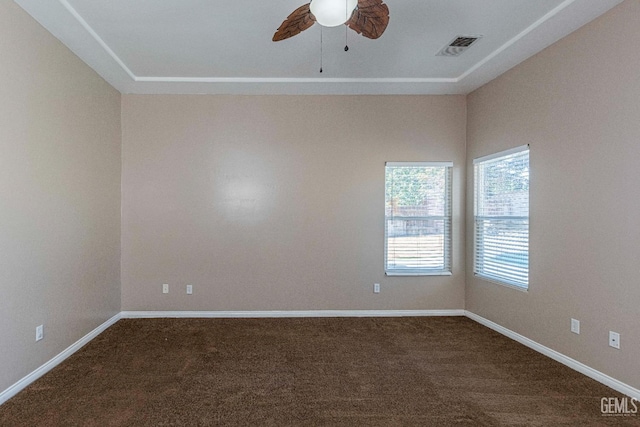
0 317 638 426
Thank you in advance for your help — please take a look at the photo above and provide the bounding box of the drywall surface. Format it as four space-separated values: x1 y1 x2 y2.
122 95 466 311
466 0 640 390
0 2 121 394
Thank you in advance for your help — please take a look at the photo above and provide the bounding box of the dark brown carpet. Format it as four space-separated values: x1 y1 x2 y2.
1 317 637 426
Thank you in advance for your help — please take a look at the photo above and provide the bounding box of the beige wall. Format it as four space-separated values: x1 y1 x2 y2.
0 2 121 393
121 95 466 311
466 0 640 389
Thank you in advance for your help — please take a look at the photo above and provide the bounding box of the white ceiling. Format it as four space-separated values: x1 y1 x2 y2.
15 0 622 95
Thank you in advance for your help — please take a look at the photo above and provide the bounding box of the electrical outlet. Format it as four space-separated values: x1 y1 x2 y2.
373 283 380 294
36 325 44 342
186 285 193 295
163 284 169 294
570 318 580 334
609 331 620 349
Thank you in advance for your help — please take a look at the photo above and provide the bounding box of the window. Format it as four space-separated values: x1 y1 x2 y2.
474 146 529 289
385 162 452 276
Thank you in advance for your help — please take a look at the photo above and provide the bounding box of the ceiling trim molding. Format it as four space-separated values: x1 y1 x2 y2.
458 0 577 81
14 0 625 95
135 76 460 84
57 0 136 80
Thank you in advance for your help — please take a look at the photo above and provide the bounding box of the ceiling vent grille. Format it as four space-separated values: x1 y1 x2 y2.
437 35 483 57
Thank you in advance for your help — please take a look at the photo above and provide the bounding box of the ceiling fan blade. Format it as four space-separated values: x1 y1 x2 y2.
273 4 316 42
347 0 389 40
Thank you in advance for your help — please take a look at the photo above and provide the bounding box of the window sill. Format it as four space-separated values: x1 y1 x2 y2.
386 271 452 277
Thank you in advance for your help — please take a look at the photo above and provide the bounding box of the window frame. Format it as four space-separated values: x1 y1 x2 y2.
473 145 530 290
384 161 453 277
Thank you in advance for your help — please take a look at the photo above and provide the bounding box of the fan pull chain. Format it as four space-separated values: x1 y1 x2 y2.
319 26 323 73
344 0 349 51
345 25 349 51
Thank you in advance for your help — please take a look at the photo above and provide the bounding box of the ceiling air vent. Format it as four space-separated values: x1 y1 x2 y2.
436 35 483 57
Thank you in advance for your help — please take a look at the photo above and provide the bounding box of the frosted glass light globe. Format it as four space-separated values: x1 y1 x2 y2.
310 0 358 27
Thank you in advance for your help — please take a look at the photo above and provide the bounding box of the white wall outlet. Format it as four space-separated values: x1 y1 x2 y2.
35 325 44 342
609 331 620 349
373 283 380 294
162 283 169 294
570 318 580 334
186 285 193 295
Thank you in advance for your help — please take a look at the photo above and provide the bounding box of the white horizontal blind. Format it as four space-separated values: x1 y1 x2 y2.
474 146 529 288
385 162 452 276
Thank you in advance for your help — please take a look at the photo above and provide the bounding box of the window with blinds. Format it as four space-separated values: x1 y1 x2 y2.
474 146 529 289
385 162 452 276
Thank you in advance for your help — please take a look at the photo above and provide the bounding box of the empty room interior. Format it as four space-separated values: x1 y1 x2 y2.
1 0 639 424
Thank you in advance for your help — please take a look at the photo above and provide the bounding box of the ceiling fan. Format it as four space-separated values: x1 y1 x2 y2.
273 0 390 42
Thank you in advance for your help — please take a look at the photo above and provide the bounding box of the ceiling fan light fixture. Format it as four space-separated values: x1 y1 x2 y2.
310 0 358 27
272 0 388 42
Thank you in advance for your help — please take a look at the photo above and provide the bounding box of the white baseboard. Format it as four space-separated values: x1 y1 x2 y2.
0 313 122 406
121 309 466 319
4 309 638 408
465 311 640 400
